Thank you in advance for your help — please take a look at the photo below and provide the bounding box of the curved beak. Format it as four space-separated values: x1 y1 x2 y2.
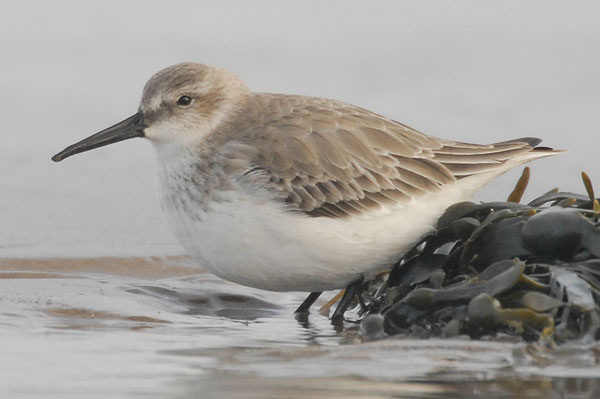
52 112 146 162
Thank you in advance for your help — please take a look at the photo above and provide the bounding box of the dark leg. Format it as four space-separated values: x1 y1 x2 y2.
294 291 322 314
331 277 364 322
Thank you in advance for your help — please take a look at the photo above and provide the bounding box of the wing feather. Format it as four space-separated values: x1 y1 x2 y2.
224 94 554 218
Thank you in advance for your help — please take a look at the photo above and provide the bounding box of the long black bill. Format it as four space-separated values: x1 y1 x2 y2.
52 112 146 162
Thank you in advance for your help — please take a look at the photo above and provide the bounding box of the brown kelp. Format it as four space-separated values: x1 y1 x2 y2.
359 169 600 344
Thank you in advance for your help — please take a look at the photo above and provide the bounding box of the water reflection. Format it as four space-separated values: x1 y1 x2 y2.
1 257 599 398
173 376 600 399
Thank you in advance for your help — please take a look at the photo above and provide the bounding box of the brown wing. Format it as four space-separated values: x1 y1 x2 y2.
230 94 545 218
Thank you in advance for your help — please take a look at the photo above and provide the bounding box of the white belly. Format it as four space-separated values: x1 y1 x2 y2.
159 181 475 292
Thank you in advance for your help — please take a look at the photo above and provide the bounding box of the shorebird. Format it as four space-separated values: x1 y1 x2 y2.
52 63 560 320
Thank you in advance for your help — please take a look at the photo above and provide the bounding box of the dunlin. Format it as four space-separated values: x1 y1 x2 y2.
53 63 560 318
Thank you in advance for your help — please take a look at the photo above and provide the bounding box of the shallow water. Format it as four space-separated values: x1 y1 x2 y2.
2 257 600 398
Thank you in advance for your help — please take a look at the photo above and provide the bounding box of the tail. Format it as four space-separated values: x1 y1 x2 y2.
491 136 564 168
433 136 564 181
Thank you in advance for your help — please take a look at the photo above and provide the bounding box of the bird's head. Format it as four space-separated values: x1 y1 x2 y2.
52 62 249 162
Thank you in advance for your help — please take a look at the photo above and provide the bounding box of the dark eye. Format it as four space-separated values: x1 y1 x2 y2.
176 95 193 107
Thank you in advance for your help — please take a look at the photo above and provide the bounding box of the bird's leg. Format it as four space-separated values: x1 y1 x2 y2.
294 291 322 314
330 277 364 321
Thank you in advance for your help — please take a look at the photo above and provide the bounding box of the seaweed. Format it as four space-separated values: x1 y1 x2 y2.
359 169 600 344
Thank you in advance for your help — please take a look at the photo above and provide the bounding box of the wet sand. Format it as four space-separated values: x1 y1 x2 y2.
1 257 599 398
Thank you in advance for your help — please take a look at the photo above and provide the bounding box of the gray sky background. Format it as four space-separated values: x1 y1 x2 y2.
2 1 599 257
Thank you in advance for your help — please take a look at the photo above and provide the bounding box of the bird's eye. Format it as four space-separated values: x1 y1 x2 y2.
176 95 193 107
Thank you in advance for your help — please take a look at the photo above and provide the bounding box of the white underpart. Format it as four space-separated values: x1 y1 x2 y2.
167 191 458 292
155 153 525 292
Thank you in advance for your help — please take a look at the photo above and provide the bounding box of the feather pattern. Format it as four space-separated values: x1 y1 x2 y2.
212 94 559 218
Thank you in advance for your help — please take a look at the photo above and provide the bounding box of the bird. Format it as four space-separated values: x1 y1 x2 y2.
52 62 560 319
